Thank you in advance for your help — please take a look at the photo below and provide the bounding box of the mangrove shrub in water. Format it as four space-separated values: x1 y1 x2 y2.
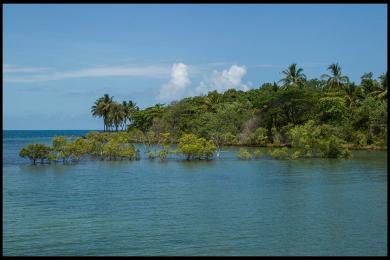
289 120 351 159
20 132 138 164
19 144 53 165
237 148 252 160
270 147 289 159
177 134 216 160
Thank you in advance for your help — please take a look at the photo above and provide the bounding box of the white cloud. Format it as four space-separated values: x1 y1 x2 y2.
196 65 250 94
3 65 170 83
157 63 190 101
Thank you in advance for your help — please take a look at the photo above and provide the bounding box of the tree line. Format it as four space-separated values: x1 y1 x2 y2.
91 63 387 150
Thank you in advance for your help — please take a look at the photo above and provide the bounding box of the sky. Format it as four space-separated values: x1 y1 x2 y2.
3 4 387 130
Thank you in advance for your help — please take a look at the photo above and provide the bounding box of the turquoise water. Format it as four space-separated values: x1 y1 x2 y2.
3 130 388 256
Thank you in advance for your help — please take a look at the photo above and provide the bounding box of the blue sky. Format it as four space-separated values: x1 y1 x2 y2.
3 4 387 130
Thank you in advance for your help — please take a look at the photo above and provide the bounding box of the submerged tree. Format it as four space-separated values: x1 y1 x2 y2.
177 134 216 160
19 144 52 165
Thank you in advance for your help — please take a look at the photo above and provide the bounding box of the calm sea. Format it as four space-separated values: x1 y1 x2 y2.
3 130 388 256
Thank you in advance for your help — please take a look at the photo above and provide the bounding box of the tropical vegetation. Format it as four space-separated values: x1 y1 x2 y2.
20 63 387 164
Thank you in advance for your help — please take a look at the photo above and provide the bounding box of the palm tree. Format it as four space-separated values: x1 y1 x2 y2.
91 99 104 130
279 63 306 89
321 63 349 91
121 100 139 130
91 94 113 131
121 101 129 131
202 91 221 112
108 102 126 132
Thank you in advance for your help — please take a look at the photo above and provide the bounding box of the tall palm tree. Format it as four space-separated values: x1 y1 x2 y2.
108 102 126 132
121 101 129 131
91 99 104 130
121 100 138 130
279 63 306 89
91 94 113 131
321 63 349 91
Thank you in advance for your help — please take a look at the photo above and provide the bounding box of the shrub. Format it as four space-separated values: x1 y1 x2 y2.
289 120 351 159
19 143 52 164
326 136 351 158
237 148 252 160
147 151 157 160
223 132 238 145
352 131 368 148
245 127 268 146
271 127 281 146
159 149 169 161
253 149 262 159
178 134 216 160
290 150 301 160
270 147 289 159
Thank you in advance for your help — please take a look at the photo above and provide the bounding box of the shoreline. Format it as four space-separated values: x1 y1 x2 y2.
80 133 388 151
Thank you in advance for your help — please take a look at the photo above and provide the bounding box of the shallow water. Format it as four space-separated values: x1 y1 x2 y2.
3 130 387 256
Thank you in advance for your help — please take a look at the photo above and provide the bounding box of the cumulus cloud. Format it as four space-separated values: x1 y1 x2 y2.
196 65 251 95
157 63 190 101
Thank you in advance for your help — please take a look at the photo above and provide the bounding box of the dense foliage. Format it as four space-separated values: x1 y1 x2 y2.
89 63 386 152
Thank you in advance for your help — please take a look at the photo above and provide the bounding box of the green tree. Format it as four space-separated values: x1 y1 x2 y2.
91 94 113 132
19 144 52 165
177 134 216 160
279 63 306 89
237 148 252 160
322 63 349 91
270 147 289 159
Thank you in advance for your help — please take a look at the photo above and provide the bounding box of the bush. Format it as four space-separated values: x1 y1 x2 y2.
19 143 52 164
270 147 289 159
237 148 252 160
159 149 169 161
86 132 137 161
223 132 238 145
326 136 351 158
271 127 281 146
245 127 268 146
147 151 157 160
290 150 301 160
289 120 351 159
178 134 216 160
352 131 368 148
253 149 262 159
